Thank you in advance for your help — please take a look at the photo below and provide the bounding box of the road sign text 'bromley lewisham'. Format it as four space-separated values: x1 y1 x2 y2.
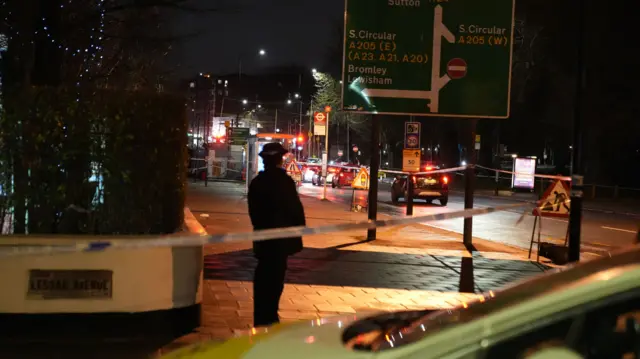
341 0 515 118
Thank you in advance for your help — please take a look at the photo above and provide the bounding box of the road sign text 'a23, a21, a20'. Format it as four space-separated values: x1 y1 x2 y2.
341 0 515 118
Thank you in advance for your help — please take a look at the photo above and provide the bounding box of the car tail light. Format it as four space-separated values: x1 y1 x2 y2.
340 173 344 177
411 176 416 183
442 176 449 184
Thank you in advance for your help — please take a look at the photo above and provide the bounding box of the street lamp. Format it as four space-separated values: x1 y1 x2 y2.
257 104 262 109
242 99 248 105
259 49 266 56
311 68 317 73
294 93 300 99
287 99 292 105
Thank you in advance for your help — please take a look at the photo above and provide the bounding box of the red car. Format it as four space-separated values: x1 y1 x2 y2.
332 167 357 188
312 166 339 186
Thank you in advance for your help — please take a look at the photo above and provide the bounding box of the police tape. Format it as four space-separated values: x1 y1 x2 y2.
0 202 534 259
298 162 465 177
188 159 243 173
474 165 571 181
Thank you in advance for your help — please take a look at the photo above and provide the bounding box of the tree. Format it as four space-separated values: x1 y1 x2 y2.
311 71 368 134
311 71 370 159
0 0 230 234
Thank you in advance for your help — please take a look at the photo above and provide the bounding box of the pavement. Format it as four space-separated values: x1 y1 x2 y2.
300 182 639 256
150 181 560 355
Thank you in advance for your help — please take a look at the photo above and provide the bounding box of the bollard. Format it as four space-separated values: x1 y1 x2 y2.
406 176 414 216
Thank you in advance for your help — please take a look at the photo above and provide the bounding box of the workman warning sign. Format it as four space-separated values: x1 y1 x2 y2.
352 167 370 190
285 160 302 184
534 180 571 218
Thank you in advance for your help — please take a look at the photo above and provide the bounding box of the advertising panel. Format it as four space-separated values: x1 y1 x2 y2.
511 157 536 190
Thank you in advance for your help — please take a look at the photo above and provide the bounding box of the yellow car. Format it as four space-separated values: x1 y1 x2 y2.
163 246 640 359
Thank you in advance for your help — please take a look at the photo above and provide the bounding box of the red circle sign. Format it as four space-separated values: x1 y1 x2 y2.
314 112 326 123
352 146 359 152
407 135 419 147
447 58 467 79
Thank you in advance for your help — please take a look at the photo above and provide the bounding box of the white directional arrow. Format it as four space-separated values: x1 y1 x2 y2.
362 89 433 100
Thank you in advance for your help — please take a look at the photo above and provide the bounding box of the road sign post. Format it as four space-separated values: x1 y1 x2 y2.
402 148 420 216
367 115 381 241
341 0 515 118
569 0 587 263
321 113 330 201
463 120 478 247
403 121 420 216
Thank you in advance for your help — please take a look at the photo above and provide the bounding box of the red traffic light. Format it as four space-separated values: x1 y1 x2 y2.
297 136 304 143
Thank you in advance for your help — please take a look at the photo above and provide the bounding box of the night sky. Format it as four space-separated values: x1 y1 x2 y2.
174 0 344 76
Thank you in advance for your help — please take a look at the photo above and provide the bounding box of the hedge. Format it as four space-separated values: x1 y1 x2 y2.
0 88 188 235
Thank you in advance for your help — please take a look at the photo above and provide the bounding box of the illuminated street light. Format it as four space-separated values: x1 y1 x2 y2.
242 99 248 105
294 93 300 99
287 99 292 105
257 104 262 108
311 68 317 74
259 49 266 56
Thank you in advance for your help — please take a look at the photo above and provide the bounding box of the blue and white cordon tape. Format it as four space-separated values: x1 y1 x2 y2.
0 202 533 259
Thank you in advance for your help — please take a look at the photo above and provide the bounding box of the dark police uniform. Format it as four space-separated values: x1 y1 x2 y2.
248 144 305 327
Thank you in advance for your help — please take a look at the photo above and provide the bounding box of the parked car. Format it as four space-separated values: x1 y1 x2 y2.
332 167 357 188
391 165 449 206
312 166 339 186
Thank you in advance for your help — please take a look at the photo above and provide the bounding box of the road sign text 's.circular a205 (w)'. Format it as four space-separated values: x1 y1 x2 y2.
447 58 467 79
406 135 419 147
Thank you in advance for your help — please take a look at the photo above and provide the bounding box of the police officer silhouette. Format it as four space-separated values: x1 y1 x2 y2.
248 142 305 327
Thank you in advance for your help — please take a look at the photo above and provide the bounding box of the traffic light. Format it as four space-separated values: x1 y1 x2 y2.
297 135 304 143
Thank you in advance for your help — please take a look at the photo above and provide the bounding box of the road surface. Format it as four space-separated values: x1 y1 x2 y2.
299 183 639 256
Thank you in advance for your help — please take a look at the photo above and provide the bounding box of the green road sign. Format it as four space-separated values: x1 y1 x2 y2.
228 127 250 145
341 0 515 118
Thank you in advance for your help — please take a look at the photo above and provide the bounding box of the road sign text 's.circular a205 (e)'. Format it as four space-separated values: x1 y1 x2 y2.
341 0 515 118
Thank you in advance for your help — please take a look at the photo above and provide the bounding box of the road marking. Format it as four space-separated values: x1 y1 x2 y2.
601 226 636 234
544 217 568 223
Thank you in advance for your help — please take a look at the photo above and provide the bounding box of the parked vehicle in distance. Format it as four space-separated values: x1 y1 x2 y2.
332 167 357 188
391 164 449 206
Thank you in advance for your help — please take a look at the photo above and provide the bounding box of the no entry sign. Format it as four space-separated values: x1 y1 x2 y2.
447 58 467 79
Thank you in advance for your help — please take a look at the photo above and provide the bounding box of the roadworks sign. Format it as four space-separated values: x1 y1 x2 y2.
534 180 571 218
352 168 370 190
